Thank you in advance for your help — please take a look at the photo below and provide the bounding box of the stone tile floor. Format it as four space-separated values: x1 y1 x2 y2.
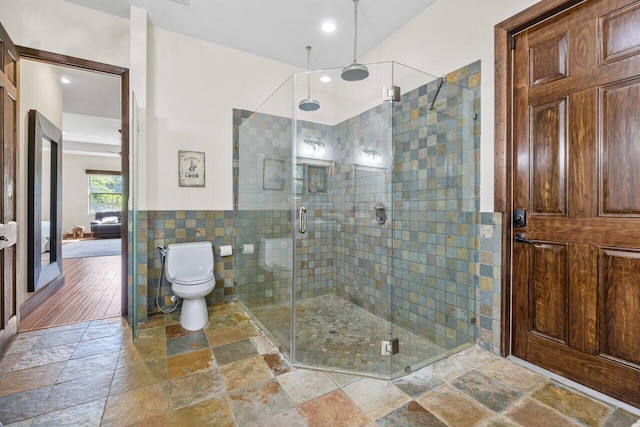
0 301 637 426
247 294 449 377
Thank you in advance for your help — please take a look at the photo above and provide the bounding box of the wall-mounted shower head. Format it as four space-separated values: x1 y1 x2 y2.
341 0 369 81
299 46 320 111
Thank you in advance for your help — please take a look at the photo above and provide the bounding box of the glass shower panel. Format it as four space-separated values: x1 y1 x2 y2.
129 93 140 339
390 63 478 377
291 63 396 377
235 77 295 356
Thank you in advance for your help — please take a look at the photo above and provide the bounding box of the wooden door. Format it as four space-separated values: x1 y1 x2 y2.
512 0 640 407
0 22 19 353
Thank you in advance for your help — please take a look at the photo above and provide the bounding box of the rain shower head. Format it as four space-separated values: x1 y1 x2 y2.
299 97 320 111
341 62 369 81
299 46 320 111
341 0 368 82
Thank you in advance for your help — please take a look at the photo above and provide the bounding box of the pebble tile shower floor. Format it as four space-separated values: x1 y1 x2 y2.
0 301 637 426
247 294 451 376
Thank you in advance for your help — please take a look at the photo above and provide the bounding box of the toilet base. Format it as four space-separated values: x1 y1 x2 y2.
179 297 208 331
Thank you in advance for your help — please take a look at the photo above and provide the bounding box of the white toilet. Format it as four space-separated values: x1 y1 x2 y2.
165 241 215 331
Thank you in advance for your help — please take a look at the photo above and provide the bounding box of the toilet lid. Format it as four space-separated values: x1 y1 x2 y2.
173 267 213 284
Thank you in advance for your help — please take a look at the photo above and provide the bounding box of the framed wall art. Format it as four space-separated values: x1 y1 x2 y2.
178 150 205 187
263 158 285 190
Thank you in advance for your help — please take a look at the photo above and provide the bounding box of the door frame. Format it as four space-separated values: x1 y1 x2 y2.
0 22 19 353
17 47 130 317
494 0 586 356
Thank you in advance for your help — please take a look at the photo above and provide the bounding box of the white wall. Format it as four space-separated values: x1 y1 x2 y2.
62 154 122 234
362 0 540 211
19 61 64 129
145 27 298 211
130 6 148 211
17 60 63 304
0 0 129 67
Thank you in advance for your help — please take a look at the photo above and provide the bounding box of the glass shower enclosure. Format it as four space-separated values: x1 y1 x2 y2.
235 61 478 379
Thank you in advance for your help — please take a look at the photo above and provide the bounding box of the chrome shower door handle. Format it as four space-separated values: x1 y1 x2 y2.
298 207 307 234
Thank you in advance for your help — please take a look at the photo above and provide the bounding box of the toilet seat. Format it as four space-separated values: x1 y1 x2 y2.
173 267 213 285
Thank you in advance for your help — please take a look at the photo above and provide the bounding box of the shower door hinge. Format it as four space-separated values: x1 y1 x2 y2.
383 86 401 103
381 338 400 356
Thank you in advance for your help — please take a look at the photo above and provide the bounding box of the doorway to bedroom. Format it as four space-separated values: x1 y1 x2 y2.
19 55 126 332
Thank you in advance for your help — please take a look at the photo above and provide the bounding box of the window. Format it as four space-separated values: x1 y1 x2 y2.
87 171 122 213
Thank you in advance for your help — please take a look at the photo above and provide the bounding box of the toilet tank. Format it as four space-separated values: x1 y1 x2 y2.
165 241 213 282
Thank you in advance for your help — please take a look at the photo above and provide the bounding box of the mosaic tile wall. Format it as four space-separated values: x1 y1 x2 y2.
236 112 291 211
136 211 148 322
331 103 394 318
128 210 149 326
144 210 235 315
294 120 339 301
233 209 293 305
477 212 502 354
390 64 481 350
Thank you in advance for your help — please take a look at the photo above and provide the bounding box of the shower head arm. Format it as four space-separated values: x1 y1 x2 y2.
352 0 359 63
306 45 312 98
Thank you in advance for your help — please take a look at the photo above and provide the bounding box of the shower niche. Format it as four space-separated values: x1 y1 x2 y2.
234 61 479 379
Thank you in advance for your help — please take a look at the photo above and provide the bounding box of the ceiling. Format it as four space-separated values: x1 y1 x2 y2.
63 0 439 69
62 67 121 120
49 64 122 157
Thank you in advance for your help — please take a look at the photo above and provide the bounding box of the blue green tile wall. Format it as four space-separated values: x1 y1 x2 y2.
145 210 235 315
129 210 148 325
234 209 294 305
389 67 480 349
477 212 502 354
331 103 394 319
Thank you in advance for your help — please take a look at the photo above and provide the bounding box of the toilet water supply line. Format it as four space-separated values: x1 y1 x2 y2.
156 245 180 314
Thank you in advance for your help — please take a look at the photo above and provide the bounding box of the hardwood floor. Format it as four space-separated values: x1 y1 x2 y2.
19 255 121 332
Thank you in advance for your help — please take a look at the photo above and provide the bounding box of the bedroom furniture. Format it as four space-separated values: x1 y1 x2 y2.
90 211 122 239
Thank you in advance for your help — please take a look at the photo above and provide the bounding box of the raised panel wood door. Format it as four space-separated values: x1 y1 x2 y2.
512 0 640 407
0 21 19 353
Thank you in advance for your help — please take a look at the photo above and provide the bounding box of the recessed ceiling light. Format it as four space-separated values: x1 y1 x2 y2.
321 20 336 33
61 77 71 84
320 75 331 83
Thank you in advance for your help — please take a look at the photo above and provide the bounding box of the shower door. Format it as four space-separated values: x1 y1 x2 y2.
291 63 396 377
